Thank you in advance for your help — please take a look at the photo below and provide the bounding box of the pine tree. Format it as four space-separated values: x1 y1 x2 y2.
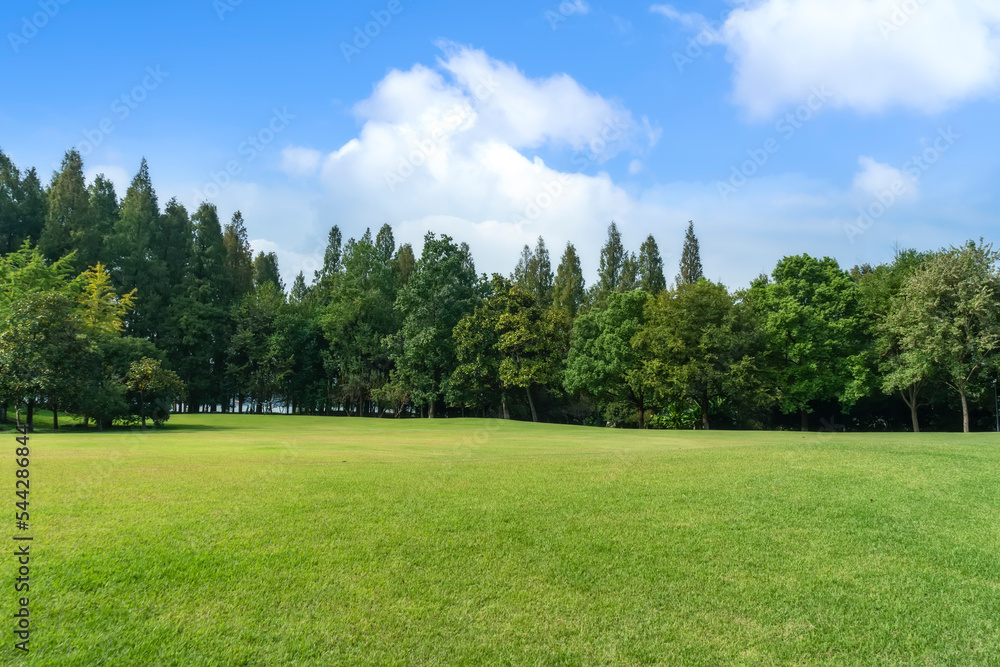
0 149 19 255
315 225 342 283
513 238 555 306
375 224 395 264
620 252 639 292
41 150 91 267
111 158 165 339
223 210 254 303
593 221 625 306
165 202 228 412
88 174 119 264
677 220 703 286
160 198 193 288
638 234 666 294
17 168 46 254
395 243 415 286
553 242 586 317
253 251 284 292
290 272 309 302
0 153 46 256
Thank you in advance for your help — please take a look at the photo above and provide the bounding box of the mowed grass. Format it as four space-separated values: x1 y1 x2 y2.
4 416 1000 665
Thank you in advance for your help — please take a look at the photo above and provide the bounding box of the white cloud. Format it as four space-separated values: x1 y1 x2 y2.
852 155 919 203
628 159 643 175
275 45 658 280
242 45 958 291
280 147 323 176
658 0 1000 118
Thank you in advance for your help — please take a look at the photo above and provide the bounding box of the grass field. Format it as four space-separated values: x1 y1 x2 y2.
3 415 1000 665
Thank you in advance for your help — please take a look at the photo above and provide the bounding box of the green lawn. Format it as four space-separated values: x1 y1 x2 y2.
4 415 999 665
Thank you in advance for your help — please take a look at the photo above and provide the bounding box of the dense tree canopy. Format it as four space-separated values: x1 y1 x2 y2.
3 148 1000 432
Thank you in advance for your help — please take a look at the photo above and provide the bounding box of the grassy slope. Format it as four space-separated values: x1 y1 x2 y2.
4 416 999 665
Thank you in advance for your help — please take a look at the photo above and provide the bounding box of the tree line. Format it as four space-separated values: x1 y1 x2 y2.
2 149 999 432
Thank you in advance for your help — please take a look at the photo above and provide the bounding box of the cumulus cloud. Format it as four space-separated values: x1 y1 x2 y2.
278 44 659 278
657 0 1000 118
280 147 323 176
852 155 919 204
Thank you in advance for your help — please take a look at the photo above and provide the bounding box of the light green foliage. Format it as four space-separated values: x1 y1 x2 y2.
0 291 96 428
854 249 932 431
885 241 1000 432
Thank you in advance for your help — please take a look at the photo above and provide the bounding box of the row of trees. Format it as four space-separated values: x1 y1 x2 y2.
3 149 999 431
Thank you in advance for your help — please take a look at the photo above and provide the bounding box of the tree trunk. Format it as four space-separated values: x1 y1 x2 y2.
502 399 511 420
800 408 809 432
961 387 970 433
52 406 58 430
428 401 436 419
0 402 6 424
903 388 920 433
140 391 147 430
525 386 538 423
26 399 34 432
701 390 710 430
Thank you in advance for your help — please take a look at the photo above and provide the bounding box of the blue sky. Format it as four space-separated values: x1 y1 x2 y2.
4 0 999 288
